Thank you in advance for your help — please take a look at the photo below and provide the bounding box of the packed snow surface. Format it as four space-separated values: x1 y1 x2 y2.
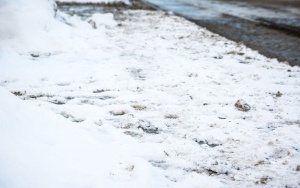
0 0 300 187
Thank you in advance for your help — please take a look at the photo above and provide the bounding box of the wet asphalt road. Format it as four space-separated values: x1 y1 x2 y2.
141 0 300 66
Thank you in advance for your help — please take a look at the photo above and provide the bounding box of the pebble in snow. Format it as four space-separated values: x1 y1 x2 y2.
235 99 251 112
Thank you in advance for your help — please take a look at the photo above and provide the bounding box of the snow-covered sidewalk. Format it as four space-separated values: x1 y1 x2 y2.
0 1 300 187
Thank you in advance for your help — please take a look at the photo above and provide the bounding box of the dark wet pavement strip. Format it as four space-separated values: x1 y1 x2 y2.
141 0 300 66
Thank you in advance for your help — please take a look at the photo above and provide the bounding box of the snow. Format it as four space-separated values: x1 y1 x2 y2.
0 87 185 188
56 0 130 5
87 13 118 29
1 0 300 187
0 0 61 51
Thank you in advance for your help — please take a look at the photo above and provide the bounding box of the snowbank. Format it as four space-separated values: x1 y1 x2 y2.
0 0 59 50
0 87 173 188
0 0 96 52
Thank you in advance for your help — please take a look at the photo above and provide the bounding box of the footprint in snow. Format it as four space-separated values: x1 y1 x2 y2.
131 104 147 111
93 89 110 93
57 82 71 86
60 112 85 123
123 131 142 138
164 114 179 119
110 107 129 116
137 120 159 134
48 97 67 105
127 68 146 80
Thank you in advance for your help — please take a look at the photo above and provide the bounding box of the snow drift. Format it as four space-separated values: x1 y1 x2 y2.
0 87 173 188
0 0 85 52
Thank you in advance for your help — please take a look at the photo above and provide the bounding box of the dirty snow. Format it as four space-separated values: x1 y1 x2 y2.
0 0 300 188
